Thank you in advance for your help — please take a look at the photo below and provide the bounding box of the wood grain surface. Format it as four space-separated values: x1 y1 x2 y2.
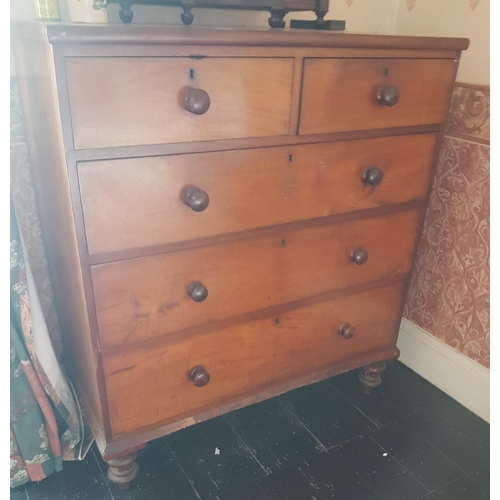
65 57 294 149
79 133 436 255
104 281 405 437
92 209 420 351
300 58 457 135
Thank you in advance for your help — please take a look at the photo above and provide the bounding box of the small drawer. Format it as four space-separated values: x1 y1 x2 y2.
65 57 294 149
79 134 436 256
91 209 419 351
103 281 404 437
300 58 456 135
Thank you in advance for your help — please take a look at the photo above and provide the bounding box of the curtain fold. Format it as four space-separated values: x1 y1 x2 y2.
10 203 92 488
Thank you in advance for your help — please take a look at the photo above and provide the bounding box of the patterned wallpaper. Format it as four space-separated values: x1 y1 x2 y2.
406 0 481 10
404 84 490 368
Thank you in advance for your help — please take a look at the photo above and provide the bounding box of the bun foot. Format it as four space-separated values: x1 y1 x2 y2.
106 452 139 489
359 361 387 394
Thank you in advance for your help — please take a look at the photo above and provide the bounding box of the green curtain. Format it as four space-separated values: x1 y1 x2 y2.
10 202 91 488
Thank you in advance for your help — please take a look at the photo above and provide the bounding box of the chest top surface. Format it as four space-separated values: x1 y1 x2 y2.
13 21 469 51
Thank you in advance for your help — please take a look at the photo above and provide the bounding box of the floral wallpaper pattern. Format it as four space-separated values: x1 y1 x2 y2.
447 85 490 144
406 0 417 11
404 84 490 368
406 0 480 11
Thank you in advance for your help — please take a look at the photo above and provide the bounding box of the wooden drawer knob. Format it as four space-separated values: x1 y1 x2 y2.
183 88 211 115
350 247 369 265
190 366 210 387
377 86 400 107
188 282 208 302
339 323 355 339
363 167 384 187
185 187 210 212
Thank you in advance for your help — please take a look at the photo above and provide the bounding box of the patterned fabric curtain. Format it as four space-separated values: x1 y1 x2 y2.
11 76 92 488
10 202 92 488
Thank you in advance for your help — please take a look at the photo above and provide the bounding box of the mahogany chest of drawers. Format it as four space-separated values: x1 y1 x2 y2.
12 23 468 488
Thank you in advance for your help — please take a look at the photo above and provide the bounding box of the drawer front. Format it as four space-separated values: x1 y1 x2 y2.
92 209 419 351
79 134 436 255
65 57 294 149
104 282 404 437
300 58 456 135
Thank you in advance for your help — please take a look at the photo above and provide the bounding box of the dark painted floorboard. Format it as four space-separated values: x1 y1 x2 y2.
9 486 28 500
370 420 463 490
223 397 325 473
257 464 325 500
470 466 490 491
24 449 113 500
166 416 267 499
216 482 267 500
432 475 489 500
297 447 384 500
13 361 489 500
279 379 375 449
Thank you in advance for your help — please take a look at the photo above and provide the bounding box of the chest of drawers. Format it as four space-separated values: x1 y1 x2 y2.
12 23 468 488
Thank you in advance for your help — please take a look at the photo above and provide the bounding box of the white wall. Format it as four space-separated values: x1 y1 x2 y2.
10 0 399 76
394 0 489 85
11 0 399 32
11 0 489 84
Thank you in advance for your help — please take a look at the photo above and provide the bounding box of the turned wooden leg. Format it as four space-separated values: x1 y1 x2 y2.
359 361 387 394
118 0 134 23
181 0 195 25
315 10 327 28
106 452 139 490
268 9 287 28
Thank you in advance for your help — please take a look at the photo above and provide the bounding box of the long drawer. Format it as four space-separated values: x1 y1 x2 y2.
79 134 436 255
65 57 294 149
91 209 419 351
103 281 405 437
300 58 456 135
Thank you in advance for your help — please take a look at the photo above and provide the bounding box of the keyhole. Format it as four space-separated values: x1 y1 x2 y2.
383 68 389 77
288 154 293 162
189 69 195 79
275 318 280 325
281 239 286 247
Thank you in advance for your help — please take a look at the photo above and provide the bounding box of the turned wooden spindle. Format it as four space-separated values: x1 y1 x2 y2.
106 452 139 490
359 361 387 394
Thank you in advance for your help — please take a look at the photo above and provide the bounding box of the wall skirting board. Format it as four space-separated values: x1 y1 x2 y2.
397 318 490 422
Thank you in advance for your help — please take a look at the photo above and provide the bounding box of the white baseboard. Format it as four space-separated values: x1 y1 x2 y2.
397 318 490 423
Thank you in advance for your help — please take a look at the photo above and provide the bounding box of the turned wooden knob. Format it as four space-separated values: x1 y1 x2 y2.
183 88 210 115
187 282 208 302
377 85 400 107
185 187 210 212
190 366 210 387
350 247 369 265
363 167 384 187
339 323 355 339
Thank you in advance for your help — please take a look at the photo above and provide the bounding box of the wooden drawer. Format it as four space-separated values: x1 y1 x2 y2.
300 58 456 135
79 133 436 256
92 209 419 351
65 57 294 149
103 281 404 437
